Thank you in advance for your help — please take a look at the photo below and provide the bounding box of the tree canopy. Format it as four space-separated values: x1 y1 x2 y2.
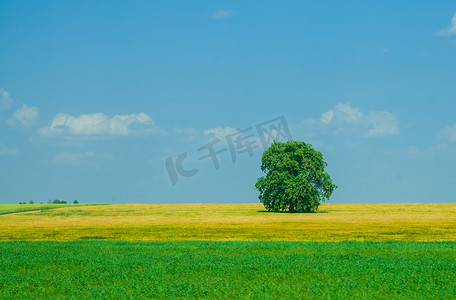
255 141 337 213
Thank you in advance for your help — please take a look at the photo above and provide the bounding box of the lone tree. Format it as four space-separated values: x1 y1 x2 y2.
255 141 337 213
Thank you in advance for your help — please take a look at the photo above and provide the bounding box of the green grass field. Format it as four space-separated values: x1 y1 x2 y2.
1 203 456 241
0 203 106 216
0 204 75 215
1 203 455 299
1 241 455 299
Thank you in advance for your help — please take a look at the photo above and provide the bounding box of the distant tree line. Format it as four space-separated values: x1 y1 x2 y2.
19 199 79 204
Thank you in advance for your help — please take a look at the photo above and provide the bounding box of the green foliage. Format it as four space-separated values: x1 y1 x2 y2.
51 199 67 204
73 200 79 204
255 141 337 212
0 241 455 299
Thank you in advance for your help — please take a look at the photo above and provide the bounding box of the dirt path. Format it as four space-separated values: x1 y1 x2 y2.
0 210 41 216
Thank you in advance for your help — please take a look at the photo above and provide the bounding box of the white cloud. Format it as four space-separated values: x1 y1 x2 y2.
0 143 18 156
365 111 400 137
306 103 399 137
436 12 456 36
320 110 334 124
38 112 160 137
439 123 456 143
211 9 234 19
9 104 40 127
320 103 363 125
407 124 456 158
0 88 12 111
204 127 239 141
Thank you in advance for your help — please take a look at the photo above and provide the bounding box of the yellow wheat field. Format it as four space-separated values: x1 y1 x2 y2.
1 203 456 241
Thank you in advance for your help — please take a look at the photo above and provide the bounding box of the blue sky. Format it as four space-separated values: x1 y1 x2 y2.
1 1 456 204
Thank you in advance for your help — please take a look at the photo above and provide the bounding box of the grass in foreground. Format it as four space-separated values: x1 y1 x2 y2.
1 203 456 241
0 241 455 299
